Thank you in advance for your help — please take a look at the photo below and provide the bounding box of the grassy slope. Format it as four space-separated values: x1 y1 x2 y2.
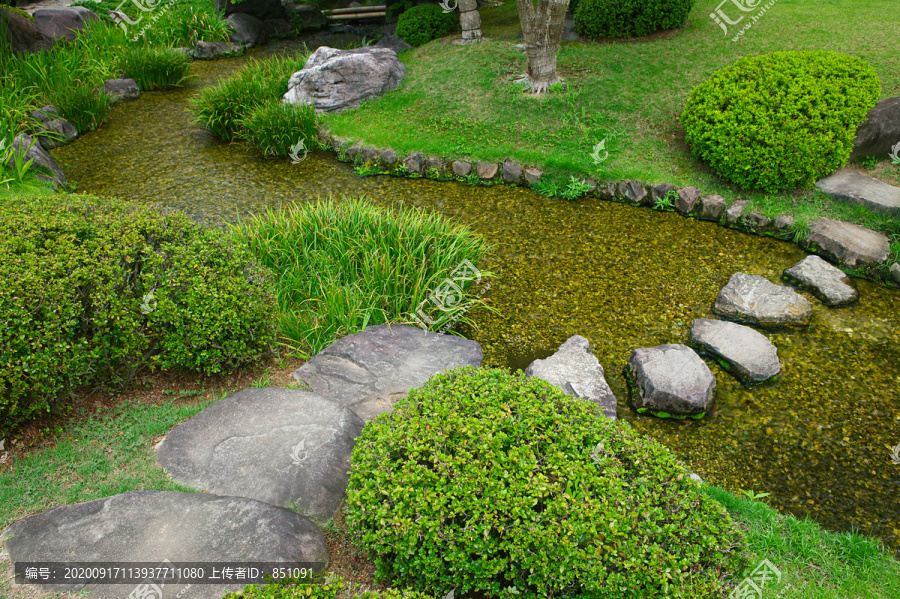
321 0 900 237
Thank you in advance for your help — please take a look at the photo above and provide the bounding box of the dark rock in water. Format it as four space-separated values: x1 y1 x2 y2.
1 490 327 599
690 319 780 384
625 344 715 418
194 41 242 60
284 46 406 113
156 388 364 522
33 7 98 43
293 324 483 422
524 335 617 419
714 272 812 328
803 218 889 268
217 0 286 20
850 97 900 161
783 255 858 307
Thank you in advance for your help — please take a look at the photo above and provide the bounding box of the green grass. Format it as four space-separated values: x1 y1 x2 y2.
119 45 193 91
231 197 490 355
237 99 317 157
320 0 900 238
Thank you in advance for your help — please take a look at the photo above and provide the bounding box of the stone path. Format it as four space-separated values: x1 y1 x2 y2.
783 255 858 307
690 319 780 385
816 169 900 217
625 344 716 417
714 273 812 328
803 218 890 269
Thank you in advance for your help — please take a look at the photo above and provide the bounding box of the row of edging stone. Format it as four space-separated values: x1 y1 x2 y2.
318 128 900 286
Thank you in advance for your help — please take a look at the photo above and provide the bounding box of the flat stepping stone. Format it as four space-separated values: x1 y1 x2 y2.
783 255 858 307
803 218 889 269
156 388 363 523
714 273 812 328
293 324 483 422
625 344 715 418
1 491 326 599
690 319 780 384
524 335 617 419
816 168 900 217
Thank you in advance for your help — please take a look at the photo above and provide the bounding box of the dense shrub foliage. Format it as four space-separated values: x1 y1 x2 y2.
237 99 317 157
395 4 458 47
0 194 277 437
681 51 880 192
225 575 431 599
233 197 489 354
346 367 748 598
574 0 694 39
191 53 311 140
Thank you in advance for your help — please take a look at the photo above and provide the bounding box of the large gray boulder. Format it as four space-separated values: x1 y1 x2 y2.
714 273 812 328
803 218 889 268
782 255 858 307
1 491 327 599
156 388 363 523
815 168 900 217
227 12 266 46
283 46 406 113
5 133 66 187
850 97 900 161
103 78 140 103
689 319 780 384
293 324 483 422
33 7 99 42
625 344 715 418
1 7 51 55
524 335 617 420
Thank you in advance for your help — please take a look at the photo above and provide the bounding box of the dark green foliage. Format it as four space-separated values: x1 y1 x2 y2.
681 51 881 192
0 194 277 438
574 0 694 39
119 46 192 91
53 84 110 133
395 4 458 47
226 575 432 598
237 99 317 157
346 367 748 598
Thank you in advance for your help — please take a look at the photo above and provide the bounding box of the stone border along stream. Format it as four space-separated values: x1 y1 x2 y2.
316 128 900 288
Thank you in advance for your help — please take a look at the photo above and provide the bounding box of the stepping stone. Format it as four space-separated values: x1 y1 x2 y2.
524 335 617 419
1 491 327 599
625 344 715 418
156 388 363 523
783 255 858 307
714 273 812 328
690 319 780 385
815 169 900 217
294 324 483 422
803 218 890 269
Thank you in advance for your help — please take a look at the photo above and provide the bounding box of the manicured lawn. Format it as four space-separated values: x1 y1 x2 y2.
322 0 900 238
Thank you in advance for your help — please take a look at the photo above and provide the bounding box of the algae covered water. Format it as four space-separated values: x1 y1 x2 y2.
52 46 900 551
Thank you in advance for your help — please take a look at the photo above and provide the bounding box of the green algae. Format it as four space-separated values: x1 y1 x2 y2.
51 47 900 552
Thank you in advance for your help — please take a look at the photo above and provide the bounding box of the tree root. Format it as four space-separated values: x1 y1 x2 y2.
512 75 566 95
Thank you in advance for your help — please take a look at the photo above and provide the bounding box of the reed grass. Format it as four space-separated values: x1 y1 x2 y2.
237 100 317 157
120 45 193 91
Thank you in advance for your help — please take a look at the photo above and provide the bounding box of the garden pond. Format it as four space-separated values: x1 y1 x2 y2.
52 41 900 552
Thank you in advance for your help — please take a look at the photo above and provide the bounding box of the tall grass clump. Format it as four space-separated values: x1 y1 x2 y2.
73 0 230 47
233 197 490 354
191 51 311 140
119 45 193 91
237 100 316 156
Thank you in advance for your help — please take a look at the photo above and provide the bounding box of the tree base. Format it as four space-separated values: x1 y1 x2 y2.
512 74 566 95
451 36 489 45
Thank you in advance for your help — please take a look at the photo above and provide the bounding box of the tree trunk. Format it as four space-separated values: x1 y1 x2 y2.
515 0 569 93
457 0 483 43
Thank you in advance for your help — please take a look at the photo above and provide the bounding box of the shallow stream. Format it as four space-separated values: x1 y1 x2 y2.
52 42 900 551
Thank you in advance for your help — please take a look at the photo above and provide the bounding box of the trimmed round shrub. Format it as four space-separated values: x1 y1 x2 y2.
346 367 748 599
0 194 277 437
681 51 881 192
574 0 694 39
395 4 458 47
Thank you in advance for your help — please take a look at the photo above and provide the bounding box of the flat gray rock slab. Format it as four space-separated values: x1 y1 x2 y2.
783 255 858 307
804 218 889 268
690 319 780 384
524 335 617 420
626 344 715 417
294 324 483 422
815 169 900 217
1 491 327 599
156 388 363 522
714 273 812 328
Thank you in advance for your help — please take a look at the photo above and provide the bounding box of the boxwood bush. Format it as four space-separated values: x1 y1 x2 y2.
0 194 277 437
681 51 880 192
574 0 694 39
224 575 431 599
395 4 458 47
346 367 748 598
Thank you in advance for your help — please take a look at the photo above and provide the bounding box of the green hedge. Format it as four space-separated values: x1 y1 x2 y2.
395 4 458 47
224 575 431 598
574 0 694 39
346 367 748 598
681 51 880 192
0 194 277 437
